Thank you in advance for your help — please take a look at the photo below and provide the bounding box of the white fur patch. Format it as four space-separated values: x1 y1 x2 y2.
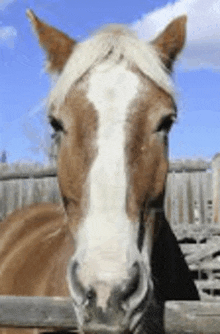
75 62 141 308
48 25 173 111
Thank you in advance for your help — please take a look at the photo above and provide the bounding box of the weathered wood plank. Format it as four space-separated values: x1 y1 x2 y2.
186 240 220 265
180 243 206 255
189 258 220 271
180 239 220 256
0 167 57 181
169 172 175 225
195 280 220 290
0 297 220 334
173 226 220 241
0 159 211 181
164 174 172 223
169 160 211 172
205 172 213 224
165 301 220 334
0 296 77 329
213 154 220 224
175 173 184 225
0 181 3 220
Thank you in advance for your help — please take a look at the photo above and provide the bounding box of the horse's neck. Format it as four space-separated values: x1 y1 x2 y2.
0 203 74 297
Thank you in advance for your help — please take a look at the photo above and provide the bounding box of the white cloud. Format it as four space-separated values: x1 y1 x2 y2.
0 0 15 11
133 0 220 70
0 26 17 47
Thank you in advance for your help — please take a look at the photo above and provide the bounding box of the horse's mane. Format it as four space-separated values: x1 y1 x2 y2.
48 24 174 109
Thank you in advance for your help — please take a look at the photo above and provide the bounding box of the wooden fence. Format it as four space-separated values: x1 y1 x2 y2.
1 154 220 300
0 296 219 333
1 155 220 332
0 162 61 221
1 154 220 225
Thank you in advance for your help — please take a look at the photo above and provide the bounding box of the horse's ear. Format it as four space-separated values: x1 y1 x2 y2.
152 15 187 71
26 9 76 74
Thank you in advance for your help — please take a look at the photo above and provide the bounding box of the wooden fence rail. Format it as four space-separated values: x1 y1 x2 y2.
0 167 57 181
0 296 219 334
0 296 76 329
0 159 213 181
1 154 220 224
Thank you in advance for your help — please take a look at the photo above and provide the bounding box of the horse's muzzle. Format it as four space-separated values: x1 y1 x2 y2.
74 281 129 333
67 260 147 332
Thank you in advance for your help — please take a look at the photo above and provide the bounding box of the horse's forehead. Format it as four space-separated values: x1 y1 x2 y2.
86 63 141 116
72 64 173 121
50 64 174 140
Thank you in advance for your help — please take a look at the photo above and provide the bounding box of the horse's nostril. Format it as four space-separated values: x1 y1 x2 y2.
120 262 140 300
68 259 87 305
86 288 96 302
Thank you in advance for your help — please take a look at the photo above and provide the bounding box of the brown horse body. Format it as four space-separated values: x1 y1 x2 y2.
0 204 199 334
0 11 199 334
0 203 72 297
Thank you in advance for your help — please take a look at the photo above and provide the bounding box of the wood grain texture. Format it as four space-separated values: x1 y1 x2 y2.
1 297 220 333
165 301 220 334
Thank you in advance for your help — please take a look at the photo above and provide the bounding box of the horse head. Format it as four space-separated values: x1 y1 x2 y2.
27 10 186 333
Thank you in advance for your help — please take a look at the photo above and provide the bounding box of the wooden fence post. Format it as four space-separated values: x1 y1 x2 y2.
212 153 220 224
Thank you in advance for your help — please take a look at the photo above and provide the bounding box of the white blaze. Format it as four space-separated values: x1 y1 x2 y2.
77 61 140 308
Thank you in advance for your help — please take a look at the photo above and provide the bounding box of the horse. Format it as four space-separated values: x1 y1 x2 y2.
0 10 199 334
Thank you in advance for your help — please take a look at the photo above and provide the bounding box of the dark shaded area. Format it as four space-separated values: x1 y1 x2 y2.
151 214 200 301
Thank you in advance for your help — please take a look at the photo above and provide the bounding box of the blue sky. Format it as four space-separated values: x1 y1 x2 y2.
0 0 219 163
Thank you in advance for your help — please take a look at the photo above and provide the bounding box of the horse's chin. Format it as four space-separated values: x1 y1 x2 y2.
78 300 148 334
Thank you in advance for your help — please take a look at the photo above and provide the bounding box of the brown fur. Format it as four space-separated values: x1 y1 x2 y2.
27 9 76 73
0 203 73 296
51 78 98 235
152 15 187 71
0 204 74 334
126 76 175 223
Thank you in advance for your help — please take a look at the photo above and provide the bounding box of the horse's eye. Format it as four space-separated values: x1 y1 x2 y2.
49 116 64 132
156 115 175 133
